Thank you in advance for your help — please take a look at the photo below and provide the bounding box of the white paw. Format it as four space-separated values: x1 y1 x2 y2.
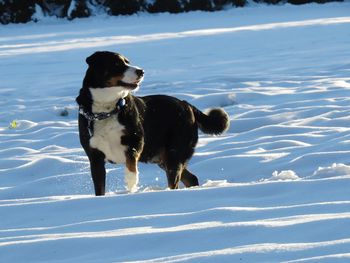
124 169 139 193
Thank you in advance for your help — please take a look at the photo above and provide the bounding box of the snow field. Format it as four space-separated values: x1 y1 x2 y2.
1 2 350 262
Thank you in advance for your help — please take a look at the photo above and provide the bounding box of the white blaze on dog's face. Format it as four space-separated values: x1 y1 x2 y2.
122 64 144 90
86 52 144 104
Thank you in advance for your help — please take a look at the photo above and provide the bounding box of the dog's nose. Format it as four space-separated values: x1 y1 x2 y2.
136 69 144 77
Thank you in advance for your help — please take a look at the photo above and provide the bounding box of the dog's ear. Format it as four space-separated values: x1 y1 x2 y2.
76 93 83 105
86 53 98 66
76 88 85 105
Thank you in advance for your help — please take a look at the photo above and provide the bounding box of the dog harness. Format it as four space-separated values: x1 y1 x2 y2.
79 98 126 136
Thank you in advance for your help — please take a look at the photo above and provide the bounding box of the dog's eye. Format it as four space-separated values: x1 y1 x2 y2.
114 62 124 69
115 59 127 66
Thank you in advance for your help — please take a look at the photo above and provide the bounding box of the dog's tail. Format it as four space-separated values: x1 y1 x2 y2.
190 105 230 135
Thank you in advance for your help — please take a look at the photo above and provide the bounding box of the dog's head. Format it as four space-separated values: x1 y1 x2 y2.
84 51 144 90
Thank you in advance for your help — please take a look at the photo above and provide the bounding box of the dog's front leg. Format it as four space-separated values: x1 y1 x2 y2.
122 128 143 193
125 155 139 193
89 150 106 196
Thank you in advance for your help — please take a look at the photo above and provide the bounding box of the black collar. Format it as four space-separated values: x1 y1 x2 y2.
79 98 126 136
79 98 126 121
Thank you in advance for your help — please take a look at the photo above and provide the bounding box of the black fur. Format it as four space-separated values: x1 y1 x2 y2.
77 51 229 196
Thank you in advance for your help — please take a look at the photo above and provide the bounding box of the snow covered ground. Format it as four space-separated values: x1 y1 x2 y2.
1 2 350 262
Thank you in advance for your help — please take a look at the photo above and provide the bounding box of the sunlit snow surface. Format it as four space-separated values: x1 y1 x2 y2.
1 3 350 262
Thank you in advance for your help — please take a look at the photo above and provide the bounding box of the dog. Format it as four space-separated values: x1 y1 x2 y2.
76 51 229 196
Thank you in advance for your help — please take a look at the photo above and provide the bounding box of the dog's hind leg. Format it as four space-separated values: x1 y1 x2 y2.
162 153 185 189
89 150 106 196
181 168 199 188
157 155 183 189
165 164 184 189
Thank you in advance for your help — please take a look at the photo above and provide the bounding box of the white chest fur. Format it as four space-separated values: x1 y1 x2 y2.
89 116 126 164
89 87 128 163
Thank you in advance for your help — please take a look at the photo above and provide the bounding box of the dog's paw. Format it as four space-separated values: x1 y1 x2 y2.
124 169 139 193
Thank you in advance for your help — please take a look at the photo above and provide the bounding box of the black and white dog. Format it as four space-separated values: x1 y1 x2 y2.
76 51 229 196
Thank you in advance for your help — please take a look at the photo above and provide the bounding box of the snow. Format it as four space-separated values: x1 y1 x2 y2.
1 2 350 262
311 163 350 179
269 170 300 181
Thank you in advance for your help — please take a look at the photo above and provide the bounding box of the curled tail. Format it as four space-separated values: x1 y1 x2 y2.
190 105 230 135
